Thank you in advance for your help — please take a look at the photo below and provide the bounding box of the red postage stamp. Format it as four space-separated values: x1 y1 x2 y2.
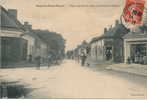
123 0 145 24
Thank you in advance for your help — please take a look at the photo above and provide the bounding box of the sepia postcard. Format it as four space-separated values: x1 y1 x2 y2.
0 0 147 99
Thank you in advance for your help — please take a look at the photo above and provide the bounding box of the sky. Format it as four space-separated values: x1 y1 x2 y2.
2 0 125 51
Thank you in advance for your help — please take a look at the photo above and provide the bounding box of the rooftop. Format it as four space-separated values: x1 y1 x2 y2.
123 31 147 39
90 23 129 44
0 6 24 32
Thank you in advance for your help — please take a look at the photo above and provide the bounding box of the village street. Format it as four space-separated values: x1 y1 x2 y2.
0 60 147 98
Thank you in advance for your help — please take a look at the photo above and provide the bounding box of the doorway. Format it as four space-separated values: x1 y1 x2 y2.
105 47 112 61
130 44 147 63
1 37 28 67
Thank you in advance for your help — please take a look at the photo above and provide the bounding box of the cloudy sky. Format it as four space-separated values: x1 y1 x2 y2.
2 0 125 50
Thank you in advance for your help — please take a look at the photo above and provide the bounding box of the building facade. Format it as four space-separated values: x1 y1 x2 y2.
90 39 104 61
90 20 129 63
0 6 28 67
123 5 147 64
0 6 48 67
123 31 147 64
23 22 48 62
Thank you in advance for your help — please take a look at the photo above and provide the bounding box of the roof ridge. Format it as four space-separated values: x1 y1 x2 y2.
0 5 24 31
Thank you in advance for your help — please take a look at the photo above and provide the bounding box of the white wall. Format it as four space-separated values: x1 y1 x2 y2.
90 39 104 61
22 34 35 56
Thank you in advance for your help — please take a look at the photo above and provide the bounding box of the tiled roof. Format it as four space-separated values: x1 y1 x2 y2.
0 6 24 31
30 30 48 44
0 6 47 45
90 24 129 44
123 32 147 39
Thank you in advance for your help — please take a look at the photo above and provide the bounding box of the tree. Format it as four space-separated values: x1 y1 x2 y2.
33 30 66 61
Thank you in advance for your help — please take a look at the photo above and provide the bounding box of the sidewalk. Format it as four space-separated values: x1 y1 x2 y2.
87 57 113 67
106 63 147 76
88 57 147 76
1 61 48 68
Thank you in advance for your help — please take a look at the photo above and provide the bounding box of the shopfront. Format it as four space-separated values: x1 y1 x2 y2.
130 43 147 63
1 37 28 66
124 33 147 64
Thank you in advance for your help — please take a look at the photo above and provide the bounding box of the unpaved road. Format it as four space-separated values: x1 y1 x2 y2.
0 60 147 98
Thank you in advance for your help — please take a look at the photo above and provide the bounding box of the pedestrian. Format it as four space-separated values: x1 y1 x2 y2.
78 55 80 63
28 54 32 63
47 55 52 68
131 54 135 63
135 51 140 63
143 56 147 65
105 50 112 61
35 56 41 69
51 53 56 65
127 56 131 64
81 52 87 66
105 50 109 60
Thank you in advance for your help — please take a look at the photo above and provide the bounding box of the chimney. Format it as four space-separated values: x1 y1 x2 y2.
8 9 17 19
24 22 32 31
104 28 107 34
115 20 119 26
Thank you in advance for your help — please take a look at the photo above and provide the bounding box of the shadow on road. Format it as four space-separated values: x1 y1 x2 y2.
0 80 36 98
87 64 147 88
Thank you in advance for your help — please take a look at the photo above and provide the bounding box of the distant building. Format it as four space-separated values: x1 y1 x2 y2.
90 20 129 63
74 41 90 58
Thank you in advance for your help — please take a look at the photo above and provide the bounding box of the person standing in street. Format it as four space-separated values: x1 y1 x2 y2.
47 54 52 68
81 52 87 66
35 56 41 69
28 54 32 63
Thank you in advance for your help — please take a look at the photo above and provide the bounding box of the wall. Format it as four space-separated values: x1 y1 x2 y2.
90 39 104 61
90 38 124 63
1 37 27 66
124 38 147 63
113 38 124 62
0 37 2 67
22 34 35 56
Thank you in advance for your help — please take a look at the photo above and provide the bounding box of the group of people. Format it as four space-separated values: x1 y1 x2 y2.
127 51 147 64
27 53 63 69
105 49 112 61
80 52 87 66
74 51 88 66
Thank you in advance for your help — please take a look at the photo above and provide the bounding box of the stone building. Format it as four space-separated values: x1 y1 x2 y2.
0 6 29 67
90 20 129 63
22 22 48 62
123 31 147 64
0 6 48 67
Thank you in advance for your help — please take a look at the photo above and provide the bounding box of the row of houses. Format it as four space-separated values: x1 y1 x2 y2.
0 6 49 67
72 9 147 64
90 20 129 63
90 11 147 64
